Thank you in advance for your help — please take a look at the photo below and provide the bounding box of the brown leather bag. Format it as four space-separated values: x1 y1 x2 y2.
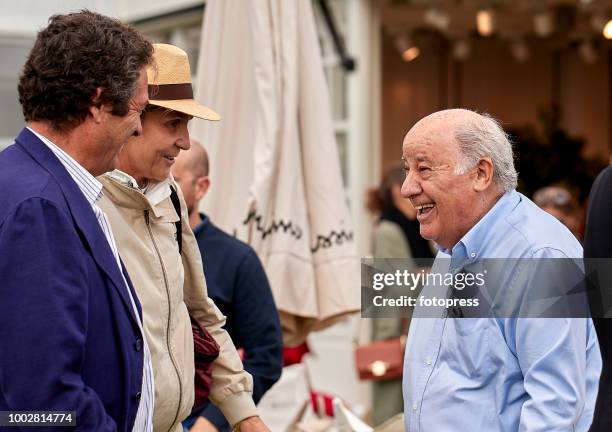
354 335 406 381
191 315 220 408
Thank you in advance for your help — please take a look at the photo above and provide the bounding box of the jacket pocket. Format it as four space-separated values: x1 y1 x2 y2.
175 303 195 419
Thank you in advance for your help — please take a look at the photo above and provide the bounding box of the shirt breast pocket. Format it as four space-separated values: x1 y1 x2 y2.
443 318 492 378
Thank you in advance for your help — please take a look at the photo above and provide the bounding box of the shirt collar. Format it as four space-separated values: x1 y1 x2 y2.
444 189 520 261
27 126 103 206
106 169 172 206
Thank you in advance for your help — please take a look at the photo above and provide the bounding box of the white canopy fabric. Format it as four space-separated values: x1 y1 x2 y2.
192 0 359 345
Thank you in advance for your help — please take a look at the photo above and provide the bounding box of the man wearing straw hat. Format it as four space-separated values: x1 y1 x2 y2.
98 44 270 432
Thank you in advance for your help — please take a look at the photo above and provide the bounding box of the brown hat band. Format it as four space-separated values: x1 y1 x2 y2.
148 83 193 100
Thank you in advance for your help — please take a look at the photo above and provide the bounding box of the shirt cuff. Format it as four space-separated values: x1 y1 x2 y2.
216 392 258 427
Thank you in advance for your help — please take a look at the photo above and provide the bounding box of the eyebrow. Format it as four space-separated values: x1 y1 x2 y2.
402 155 431 163
165 112 191 121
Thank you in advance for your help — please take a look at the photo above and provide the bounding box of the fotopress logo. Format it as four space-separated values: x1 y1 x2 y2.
367 265 485 312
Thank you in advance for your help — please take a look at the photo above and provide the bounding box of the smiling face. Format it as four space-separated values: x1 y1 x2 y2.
117 107 192 185
401 115 486 250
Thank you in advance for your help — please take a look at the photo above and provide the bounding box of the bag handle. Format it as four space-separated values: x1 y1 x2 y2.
169 185 182 254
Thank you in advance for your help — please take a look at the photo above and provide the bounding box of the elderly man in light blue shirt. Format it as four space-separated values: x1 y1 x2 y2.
401 109 601 431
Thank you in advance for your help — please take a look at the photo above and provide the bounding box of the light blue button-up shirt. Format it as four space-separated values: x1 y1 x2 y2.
403 190 601 432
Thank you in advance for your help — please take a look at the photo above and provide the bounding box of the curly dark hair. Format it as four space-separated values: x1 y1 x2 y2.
18 10 153 132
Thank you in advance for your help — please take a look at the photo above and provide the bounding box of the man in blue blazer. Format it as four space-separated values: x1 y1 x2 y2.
0 12 154 431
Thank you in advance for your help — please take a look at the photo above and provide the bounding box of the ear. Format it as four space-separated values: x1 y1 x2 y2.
472 157 494 192
88 88 110 124
194 176 210 201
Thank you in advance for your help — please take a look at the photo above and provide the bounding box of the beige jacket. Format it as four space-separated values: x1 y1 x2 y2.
98 172 257 432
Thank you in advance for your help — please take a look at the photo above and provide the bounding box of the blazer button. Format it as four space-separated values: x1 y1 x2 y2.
135 392 142 401
134 339 143 352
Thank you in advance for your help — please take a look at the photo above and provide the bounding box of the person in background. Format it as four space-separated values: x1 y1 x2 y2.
368 162 435 263
365 162 433 426
98 43 270 432
584 166 612 432
533 185 583 241
0 11 154 431
173 139 283 432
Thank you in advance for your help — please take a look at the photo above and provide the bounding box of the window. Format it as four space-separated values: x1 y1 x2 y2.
315 0 351 188
0 37 33 150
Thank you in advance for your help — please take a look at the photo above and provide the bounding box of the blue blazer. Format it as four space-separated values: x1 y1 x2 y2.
0 128 145 431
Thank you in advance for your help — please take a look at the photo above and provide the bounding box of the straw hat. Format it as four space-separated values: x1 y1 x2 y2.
147 43 220 121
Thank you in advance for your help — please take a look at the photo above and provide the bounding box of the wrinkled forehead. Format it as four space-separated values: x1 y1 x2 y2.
402 119 459 163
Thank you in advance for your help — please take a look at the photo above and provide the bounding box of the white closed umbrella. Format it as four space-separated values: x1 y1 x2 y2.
192 0 359 345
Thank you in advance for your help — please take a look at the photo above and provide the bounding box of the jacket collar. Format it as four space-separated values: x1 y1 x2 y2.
100 173 178 221
15 127 142 326
105 169 173 207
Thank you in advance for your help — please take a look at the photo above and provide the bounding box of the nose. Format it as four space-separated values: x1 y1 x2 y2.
176 124 191 150
401 169 422 199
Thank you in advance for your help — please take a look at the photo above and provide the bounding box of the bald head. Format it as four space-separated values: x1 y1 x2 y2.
176 138 209 178
411 108 482 128
404 109 517 192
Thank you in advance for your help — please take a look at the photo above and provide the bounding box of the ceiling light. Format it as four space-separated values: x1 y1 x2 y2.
452 39 472 61
578 40 597 64
604 20 612 39
424 8 450 32
510 39 529 62
533 11 554 37
402 46 420 62
395 34 420 62
476 9 495 37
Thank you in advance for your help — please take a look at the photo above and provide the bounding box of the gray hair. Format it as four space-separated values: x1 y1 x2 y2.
454 113 518 192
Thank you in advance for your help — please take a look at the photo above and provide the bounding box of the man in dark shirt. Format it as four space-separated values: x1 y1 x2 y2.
173 139 283 432
584 165 612 432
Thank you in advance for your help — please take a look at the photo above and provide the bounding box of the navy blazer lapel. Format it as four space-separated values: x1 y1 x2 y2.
15 128 141 328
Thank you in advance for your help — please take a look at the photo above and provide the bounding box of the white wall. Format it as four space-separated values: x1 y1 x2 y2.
0 1 116 37
114 0 202 22
0 0 118 144
0 36 32 146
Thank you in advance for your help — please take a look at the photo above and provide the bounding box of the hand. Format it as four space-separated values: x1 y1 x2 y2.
236 416 270 432
189 416 219 432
